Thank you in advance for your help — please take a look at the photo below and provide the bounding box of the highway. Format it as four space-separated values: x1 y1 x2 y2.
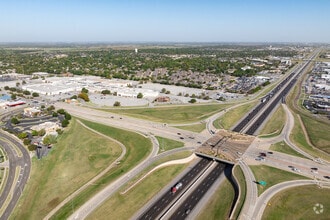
0 130 31 220
167 162 227 220
138 158 212 220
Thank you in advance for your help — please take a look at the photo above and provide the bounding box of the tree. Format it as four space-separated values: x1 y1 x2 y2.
16 82 20 87
23 138 31 145
43 134 57 145
32 92 39 97
78 92 89 102
57 109 66 114
11 94 17 100
18 132 28 139
47 105 55 111
11 117 20 124
101 89 111 95
31 130 38 136
23 90 31 95
38 129 46 136
65 112 72 120
81 87 89 93
161 88 166 93
4 86 9 90
137 92 143 99
189 98 197 103
62 119 69 127
113 101 121 107
28 144 37 151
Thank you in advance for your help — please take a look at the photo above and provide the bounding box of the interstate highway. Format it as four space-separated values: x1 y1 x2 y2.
138 158 212 220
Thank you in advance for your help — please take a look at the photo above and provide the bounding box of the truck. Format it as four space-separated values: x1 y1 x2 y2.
171 182 183 193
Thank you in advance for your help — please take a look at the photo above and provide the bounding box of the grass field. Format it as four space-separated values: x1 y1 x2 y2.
11 119 123 220
196 178 235 220
269 141 308 159
259 105 285 137
262 185 330 220
300 114 330 154
104 103 231 124
290 114 330 161
231 165 246 219
213 101 257 130
156 136 184 153
174 122 206 133
249 165 308 196
50 118 152 219
87 164 189 220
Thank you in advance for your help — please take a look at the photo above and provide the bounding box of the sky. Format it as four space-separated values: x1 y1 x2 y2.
0 0 329 43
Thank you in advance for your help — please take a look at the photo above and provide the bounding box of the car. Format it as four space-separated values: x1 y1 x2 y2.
197 141 202 144
177 132 181 135
260 152 267 157
292 168 301 173
267 151 273 154
185 209 191 214
324 176 330 179
179 137 184 139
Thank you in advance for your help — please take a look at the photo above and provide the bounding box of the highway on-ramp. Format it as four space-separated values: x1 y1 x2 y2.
0 130 31 220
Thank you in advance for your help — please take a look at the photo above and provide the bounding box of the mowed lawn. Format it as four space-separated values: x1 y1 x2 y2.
105 103 231 124
262 185 330 220
250 165 308 195
259 105 285 137
214 101 257 130
87 164 189 220
12 119 122 220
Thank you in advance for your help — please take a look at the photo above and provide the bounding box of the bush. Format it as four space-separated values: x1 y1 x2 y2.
57 109 66 114
18 132 28 139
137 93 143 99
11 117 20 124
189 98 197 103
28 144 37 151
32 92 39 97
62 119 69 127
31 130 38 136
113 101 121 107
78 92 89 102
65 112 72 120
23 138 31 145
38 129 46 136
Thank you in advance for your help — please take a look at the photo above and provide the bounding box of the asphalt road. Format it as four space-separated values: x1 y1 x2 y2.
138 158 212 220
0 130 31 220
167 162 227 220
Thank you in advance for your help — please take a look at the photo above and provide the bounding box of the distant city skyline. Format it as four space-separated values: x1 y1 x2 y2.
0 0 329 43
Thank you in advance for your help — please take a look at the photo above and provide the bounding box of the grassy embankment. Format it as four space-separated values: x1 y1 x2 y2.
156 136 184 153
259 105 286 138
269 141 308 159
50 119 152 219
262 185 330 220
87 163 190 220
286 74 330 161
12 118 152 220
213 101 258 130
174 122 206 133
249 165 309 196
196 178 235 220
231 165 247 219
105 103 232 124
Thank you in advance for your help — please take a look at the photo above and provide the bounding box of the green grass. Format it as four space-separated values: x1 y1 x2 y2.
104 103 231 124
50 119 152 219
196 178 235 220
174 122 206 133
249 165 308 196
300 114 330 154
231 165 246 219
270 141 308 159
259 105 285 137
11 118 123 220
156 136 184 153
290 114 330 161
214 101 257 130
87 164 189 220
262 185 330 220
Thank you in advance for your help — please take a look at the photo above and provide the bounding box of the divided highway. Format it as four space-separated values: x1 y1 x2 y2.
138 158 212 220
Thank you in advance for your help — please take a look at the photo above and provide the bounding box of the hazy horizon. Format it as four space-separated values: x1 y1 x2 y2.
1 0 329 43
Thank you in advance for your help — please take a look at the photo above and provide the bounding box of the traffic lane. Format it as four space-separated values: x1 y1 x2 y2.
168 162 226 220
0 132 31 220
245 150 330 179
0 140 19 218
138 158 212 220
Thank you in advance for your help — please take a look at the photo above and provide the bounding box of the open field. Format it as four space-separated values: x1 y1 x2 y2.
290 113 330 161
196 178 235 220
50 118 152 219
300 114 330 154
174 122 206 133
259 105 285 137
87 164 189 220
250 165 308 196
231 165 246 219
104 103 231 124
156 136 184 153
11 119 123 220
213 101 258 130
269 141 308 159
262 185 330 220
